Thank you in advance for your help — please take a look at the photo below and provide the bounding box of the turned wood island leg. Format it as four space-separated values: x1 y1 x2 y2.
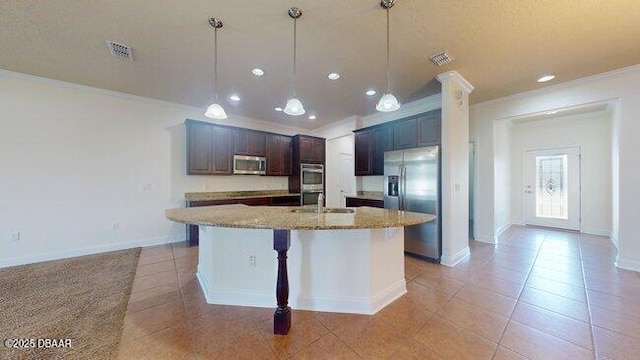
273 229 291 335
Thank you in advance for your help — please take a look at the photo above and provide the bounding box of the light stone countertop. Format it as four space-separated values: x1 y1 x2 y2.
185 190 300 202
345 191 384 201
165 204 435 230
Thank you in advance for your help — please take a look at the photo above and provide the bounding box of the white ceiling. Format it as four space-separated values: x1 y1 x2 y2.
2 1 640 129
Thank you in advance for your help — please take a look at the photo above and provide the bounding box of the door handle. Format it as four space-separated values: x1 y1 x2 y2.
398 164 404 210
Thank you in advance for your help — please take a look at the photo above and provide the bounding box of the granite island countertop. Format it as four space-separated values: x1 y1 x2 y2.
185 190 300 202
165 204 434 230
345 191 384 201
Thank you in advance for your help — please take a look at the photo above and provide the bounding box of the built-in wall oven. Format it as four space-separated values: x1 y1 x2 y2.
300 163 324 205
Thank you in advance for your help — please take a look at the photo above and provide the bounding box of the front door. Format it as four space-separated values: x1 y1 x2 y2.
524 147 581 230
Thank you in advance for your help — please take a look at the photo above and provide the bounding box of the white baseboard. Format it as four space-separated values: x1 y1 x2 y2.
0 234 185 269
441 246 471 267
198 272 407 315
494 223 513 242
474 235 497 244
615 256 640 272
581 228 612 237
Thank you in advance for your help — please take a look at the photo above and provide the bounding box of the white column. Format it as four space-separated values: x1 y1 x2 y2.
436 71 475 267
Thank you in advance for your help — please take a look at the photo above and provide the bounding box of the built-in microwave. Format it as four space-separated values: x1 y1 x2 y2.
233 155 266 175
301 163 324 191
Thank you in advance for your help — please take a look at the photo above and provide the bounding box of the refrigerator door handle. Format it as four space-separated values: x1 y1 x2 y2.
401 164 407 210
398 164 404 210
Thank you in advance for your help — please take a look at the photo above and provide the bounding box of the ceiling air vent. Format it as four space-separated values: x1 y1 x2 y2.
106 41 134 61
429 50 454 66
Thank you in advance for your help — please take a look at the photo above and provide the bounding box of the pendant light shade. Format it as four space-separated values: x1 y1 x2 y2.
205 103 228 119
284 97 305 116
205 17 227 120
377 0 400 113
284 7 305 117
376 93 401 112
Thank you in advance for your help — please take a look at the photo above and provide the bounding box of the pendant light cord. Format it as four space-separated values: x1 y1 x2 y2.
386 7 390 93
214 27 218 100
293 17 297 96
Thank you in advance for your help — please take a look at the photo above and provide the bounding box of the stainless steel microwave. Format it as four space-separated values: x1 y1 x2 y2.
233 155 266 175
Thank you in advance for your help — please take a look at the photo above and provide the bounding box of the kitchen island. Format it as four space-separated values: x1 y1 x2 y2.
165 204 434 335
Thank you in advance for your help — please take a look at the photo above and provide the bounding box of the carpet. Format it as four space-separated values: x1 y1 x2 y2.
0 248 140 360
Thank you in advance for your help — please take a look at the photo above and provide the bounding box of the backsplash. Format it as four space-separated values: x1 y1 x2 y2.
182 175 288 193
358 176 384 192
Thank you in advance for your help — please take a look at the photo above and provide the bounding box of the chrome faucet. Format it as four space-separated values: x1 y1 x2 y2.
317 193 324 214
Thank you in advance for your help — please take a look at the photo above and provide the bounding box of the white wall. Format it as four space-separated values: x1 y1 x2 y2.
493 120 512 240
470 65 640 271
0 70 307 267
509 111 612 235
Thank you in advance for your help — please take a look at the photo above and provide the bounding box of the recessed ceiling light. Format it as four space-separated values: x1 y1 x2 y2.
229 95 240 101
252 68 265 76
537 74 556 83
366 90 376 96
309 115 317 120
274 107 283 112
327 73 340 80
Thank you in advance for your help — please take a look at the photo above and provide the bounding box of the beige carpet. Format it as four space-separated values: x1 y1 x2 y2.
0 248 140 360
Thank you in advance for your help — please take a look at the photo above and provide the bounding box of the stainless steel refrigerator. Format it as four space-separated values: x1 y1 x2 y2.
384 146 441 262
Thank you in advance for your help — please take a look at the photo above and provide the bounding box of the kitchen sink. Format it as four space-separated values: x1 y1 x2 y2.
290 208 355 214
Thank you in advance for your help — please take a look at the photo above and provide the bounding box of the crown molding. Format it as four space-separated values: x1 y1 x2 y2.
436 71 475 93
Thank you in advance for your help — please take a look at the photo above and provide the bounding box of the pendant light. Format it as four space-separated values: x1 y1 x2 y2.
205 17 228 120
283 7 306 116
376 0 401 112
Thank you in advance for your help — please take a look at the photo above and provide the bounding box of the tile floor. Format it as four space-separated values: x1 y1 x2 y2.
118 226 640 359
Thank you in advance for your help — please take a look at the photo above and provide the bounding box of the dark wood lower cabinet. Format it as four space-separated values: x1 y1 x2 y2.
186 196 301 245
345 197 384 208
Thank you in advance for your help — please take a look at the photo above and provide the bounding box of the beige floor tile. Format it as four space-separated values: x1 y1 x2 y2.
332 317 406 360
525 275 587 302
138 248 174 266
519 287 589 322
454 284 517 317
290 333 361 360
587 289 640 318
532 260 583 278
413 316 496 360
127 285 182 314
413 271 466 296
437 298 509 342
121 298 187 340
529 266 585 287
377 293 434 336
511 302 593 350
390 338 444 360
593 326 640 360
314 312 371 333
256 310 329 359
500 320 593 360
493 346 528 360
131 270 179 294
471 273 524 299
590 305 640 340
477 264 530 285
134 259 175 278
403 281 452 313
484 257 534 274
118 322 195 360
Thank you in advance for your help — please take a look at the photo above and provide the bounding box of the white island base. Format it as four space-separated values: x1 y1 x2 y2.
196 226 406 315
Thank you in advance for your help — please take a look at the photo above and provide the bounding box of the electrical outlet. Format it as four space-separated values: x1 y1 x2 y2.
248 255 256 268
10 232 20 242
142 182 152 191
112 222 120 231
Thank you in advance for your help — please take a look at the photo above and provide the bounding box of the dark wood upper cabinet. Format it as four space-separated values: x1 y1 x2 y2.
187 122 214 175
297 135 325 164
393 118 418 150
266 134 292 176
186 121 232 175
372 125 394 175
417 110 441 147
354 130 373 176
234 130 266 157
352 109 441 176
211 126 233 174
